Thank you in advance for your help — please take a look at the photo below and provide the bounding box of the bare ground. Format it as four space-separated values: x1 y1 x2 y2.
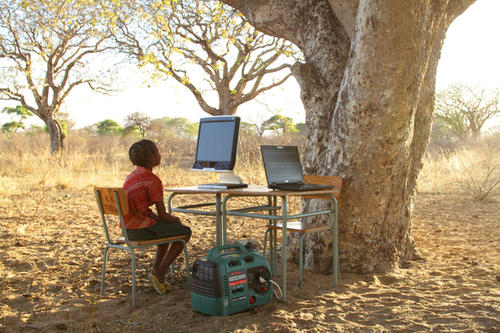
0 188 499 332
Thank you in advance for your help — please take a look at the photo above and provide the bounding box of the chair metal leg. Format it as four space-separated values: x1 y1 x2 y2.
129 248 137 307
332 199 339 287
262 228 270 257
272 228 278 276
298 234 304 287
336 254 340 276
332 229 338 287
182 241 191 287
100 246 110 295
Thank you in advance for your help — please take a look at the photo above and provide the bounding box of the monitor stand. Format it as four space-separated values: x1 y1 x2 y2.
198 171 248 189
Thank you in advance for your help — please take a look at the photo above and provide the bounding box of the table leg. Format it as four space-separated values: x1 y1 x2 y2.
167 192 176 214
267 196 277 276
215 193 223 247
273 196 278 276
281 196 287 302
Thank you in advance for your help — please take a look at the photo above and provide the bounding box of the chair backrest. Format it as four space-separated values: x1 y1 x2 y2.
302 175 342 225
94 187 129 243
94 187 129 216
303 175 343 200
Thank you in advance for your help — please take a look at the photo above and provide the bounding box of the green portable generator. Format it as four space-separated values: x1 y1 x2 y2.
190 243 273 316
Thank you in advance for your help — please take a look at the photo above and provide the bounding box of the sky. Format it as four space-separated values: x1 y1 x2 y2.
435 0 500 90
1 0 499 129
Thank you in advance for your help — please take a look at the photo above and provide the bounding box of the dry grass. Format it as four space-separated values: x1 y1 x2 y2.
2 131 498 199
0 132 270 191
418 143 500 200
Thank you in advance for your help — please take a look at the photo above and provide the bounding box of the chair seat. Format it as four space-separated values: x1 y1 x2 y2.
266 221 330 234
116 235 187 246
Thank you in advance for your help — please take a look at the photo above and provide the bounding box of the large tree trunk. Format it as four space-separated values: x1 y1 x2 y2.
46 117 65 154
222 0 475 273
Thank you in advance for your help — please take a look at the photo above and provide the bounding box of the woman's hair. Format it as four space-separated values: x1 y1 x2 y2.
128 139 158 167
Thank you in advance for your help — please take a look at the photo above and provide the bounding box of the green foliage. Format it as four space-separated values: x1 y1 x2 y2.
96 119 123 136
240 116 304 144
1 121 23 136
163 117 198 138
263 114 298 133
1 105 33 120
295 122 306 133
121 125 142 137
1 105 34 137
240 121 258 136
58 121 68 137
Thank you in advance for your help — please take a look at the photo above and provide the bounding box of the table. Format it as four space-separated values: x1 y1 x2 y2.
165 185 339 301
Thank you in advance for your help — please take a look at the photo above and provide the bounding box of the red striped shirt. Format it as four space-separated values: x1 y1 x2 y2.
123 166 164 229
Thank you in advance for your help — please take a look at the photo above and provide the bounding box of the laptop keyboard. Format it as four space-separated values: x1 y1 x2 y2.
271 183 333 191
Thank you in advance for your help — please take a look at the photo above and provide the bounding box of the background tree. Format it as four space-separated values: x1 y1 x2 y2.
96 119 123 136
25 124 45 136
242 108 274 143
1 105 33 137
222 0 476 273
428 116 458 151
0 0 117 153
262 114 298 145
434 84 500 141
1 121 22 138
163 117 198 139
121 125 141 137
295 122 306 135
56 112 75 132
145 118 167 141
240 121 259 137
124 112 152 137
113 0 298 116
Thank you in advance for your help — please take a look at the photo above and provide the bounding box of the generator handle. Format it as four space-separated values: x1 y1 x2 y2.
207 243 252 260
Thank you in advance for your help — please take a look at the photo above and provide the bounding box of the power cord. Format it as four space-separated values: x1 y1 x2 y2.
259 276 283 301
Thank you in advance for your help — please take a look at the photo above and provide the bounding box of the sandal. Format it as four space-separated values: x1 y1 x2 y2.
162 281 175 292
149 273 166 295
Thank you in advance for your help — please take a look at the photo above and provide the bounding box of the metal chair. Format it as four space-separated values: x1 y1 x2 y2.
94 187 190 307
263 175 342 287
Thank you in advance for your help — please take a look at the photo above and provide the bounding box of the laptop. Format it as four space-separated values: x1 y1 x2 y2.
260 145 333 191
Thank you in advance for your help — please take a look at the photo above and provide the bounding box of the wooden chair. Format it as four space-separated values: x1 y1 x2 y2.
94 187 190 307
263 175 342 287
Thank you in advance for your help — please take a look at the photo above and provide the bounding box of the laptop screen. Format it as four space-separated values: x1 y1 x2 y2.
261 145 304 185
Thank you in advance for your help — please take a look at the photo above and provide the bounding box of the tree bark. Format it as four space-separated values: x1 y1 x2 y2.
222 0 475 273
46 117 65 154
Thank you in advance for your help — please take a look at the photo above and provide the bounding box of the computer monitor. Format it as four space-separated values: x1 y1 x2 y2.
192 116 247 188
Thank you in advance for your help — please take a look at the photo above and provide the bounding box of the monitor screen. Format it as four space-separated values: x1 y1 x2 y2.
192 116 241 171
